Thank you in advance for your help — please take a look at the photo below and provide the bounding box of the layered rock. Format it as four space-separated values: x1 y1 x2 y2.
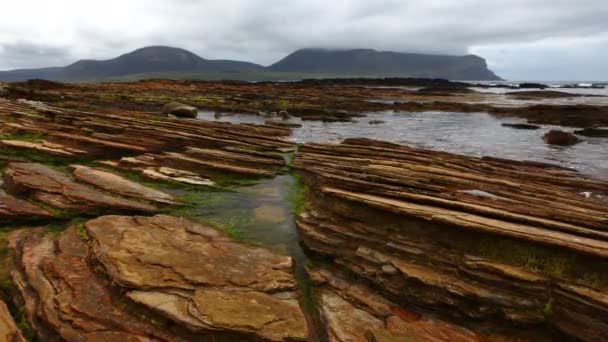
9 215 309 341
85 215 308 341
9 227 178 341
3 162 157 213
308 267 483 342
70 164 175 204
293 139 608 341
0 190 52 221
0 300 24 342
0 98 291 183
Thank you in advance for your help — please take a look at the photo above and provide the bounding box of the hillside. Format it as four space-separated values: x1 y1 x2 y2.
0 46 264 82
270 48 501 80
0 46 501 82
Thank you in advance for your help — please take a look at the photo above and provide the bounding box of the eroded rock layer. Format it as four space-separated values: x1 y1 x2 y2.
9 215 309 341
0 98 291 184
293 138 608 341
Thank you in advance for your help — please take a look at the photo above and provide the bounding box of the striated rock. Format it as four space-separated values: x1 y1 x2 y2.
3 162 157 213
9 227 179 341
0 140 87 156
85 215 308 341
141 167 215 186
0 190 52 220
162 102 198 118
0 300 24 342
308 267 483 342
543 130 582 146
71 164 175 204
293 140 608 341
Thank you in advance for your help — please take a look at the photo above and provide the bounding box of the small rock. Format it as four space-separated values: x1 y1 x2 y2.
279 110 291 120
381 264 399 275
502 123 541 130
162 102 197 118
543 130 582 146
369 120 386 125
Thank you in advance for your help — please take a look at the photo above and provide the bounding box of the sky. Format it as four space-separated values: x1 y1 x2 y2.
0 0 607 80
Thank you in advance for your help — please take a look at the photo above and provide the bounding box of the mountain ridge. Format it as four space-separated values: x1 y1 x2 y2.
0 46 501 81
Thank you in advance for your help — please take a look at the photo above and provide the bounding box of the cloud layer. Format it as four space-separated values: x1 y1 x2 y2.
1 0 607 80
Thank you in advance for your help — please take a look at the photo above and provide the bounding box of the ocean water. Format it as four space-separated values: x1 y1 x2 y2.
198 110 608 178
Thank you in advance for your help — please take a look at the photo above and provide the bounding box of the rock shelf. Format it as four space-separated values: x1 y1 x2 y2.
293 138 608 341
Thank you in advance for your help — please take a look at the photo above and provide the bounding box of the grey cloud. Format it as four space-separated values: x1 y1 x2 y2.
0 0 607 80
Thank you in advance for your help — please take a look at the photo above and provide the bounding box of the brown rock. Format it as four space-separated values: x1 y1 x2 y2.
162 102 198 118
293 141 608 341
0 190 52 220
543 130 582 146
9 227 178 341
0 300 24 342
3 162 156 213
85 215 308 341
71 165 175 204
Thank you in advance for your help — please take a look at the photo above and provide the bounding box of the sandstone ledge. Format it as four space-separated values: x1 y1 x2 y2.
293 139 608 341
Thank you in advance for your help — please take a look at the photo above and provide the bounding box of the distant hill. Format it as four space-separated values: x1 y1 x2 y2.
0 46 501 82
0 46 264 82
270 48 501 80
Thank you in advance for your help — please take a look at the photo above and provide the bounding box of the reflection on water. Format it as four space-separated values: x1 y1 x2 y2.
200 110 607 177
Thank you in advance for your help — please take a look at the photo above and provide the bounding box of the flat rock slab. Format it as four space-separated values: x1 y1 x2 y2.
0 300 24 342
3 162 156 213
0 190 51 219
9 227 177 341
71 165 175 204
85 215 308 341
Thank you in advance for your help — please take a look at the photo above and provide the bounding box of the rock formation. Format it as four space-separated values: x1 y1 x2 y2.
293 138 608 341
9 215 309 341
543 130 582 146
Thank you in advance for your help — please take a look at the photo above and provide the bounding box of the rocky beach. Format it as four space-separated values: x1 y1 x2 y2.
0 78 606 341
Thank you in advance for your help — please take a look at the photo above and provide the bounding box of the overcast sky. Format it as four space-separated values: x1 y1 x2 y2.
1 0 607 80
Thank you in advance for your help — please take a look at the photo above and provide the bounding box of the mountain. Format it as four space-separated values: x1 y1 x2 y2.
0 46 501 82
0 46 264 81
269 48 501 80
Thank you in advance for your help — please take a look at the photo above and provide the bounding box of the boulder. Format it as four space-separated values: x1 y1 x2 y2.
543 130 582 146
162 102 198 118
0 300 24 342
